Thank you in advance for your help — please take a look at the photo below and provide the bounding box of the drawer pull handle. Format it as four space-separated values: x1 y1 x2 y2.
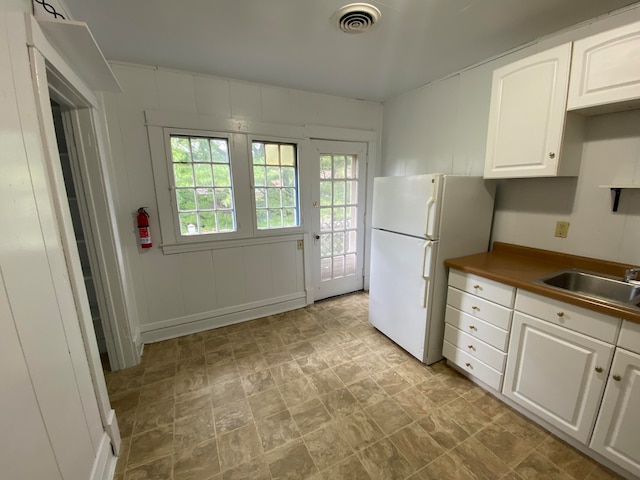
465 362 471 367
557 312 565 317
473 284 480 289
471 306 479 311
467 344 474 349
595 366 603 373
613 374 622 382
469 325 476 330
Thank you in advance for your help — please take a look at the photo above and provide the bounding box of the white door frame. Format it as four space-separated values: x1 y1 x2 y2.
301 125 378 303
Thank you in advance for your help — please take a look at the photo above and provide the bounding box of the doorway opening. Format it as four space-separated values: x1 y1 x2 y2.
50 101 112 372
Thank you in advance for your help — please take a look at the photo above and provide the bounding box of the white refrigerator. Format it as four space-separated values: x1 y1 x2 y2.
369 174 495 365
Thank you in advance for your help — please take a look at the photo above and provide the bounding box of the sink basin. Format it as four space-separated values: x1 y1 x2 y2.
535 269 640 309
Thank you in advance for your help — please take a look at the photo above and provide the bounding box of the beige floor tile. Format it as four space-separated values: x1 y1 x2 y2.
175 387 212 419
316 455 372 480
440 397 493 435
319 346 352 367
270 360 306 385
115 437 131 476
515 452 575 480
211 378 245 407
414 379 460 407
347 377 389 408
218 423 264 472
232 341 260 359
308 369 343 395
207 362 240 386
332 361 369 385
475 423 538 468
266 438 318 480
221 456 271 480
538 435 598 480
322 387 361 419
586 465 625 479
138 378 176 405
111 389 141 414
255 409 301 452
304 422 353 470
287 340 316 358
417 410 470 451
214 399 253 435
133 397 175 435
338 410 384 451
494 410 548 446
471 391 511 420
127 424 174 470
389 422 444 470
449 436 512 480
247 387 287 419
173 437 220 480
143 363 177 385
280 377 320 408
295 352 330 375
358 437 414 480
124 454 172 480
117 410 136 439
365 397 412 435
392 386 436 420
371 368 412 395
235 353 268 377
408 454 476 480
174 409 215 451
290 398 333 435
177 353 206 374
240 369 275 397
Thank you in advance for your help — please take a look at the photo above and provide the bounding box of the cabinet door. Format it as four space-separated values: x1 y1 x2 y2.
568 20 640 112
503 312 614 444
484 44 572 179
590 348 640 478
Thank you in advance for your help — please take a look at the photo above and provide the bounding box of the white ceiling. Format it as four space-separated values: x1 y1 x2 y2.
65 0 639 102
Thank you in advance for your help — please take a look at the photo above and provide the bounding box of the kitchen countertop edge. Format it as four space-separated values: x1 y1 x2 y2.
444 242 640 324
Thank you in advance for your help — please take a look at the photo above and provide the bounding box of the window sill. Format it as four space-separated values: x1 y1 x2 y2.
160 232 305 254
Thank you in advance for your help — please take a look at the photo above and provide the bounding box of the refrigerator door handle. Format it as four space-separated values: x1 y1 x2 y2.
421 241 433 307
424 197 434 238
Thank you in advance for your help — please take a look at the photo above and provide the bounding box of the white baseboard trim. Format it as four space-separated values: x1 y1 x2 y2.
89 432 117 480
140 293 307 344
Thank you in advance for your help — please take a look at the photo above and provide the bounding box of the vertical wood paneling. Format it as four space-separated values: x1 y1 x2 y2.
261 85 292 124
243 244 273 302
212 247 247 308
0 274 62 480
139 251 185 323
0 12 95 479
178 251 217 315
156 69 197 113
229 81 262 120
270 241 299 297
194 74 231 117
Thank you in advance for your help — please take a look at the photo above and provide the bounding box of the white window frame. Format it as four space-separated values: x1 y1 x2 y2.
248 134 304 238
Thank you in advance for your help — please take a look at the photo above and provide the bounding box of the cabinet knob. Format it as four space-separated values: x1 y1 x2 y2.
549 152 556 159
557 311 565 317
467 344 474 349
465 362 471 367
469 325 476 330
595 366 603 373
473 284 480 289
613 374 622 382
471 306 479 311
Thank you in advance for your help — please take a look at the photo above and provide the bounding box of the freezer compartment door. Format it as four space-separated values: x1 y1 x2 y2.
371 174 442 239
369 229 438 362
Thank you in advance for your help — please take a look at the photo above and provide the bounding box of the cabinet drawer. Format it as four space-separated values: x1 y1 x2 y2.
445 305 509 351
618 320 640 355
449 270 515 308
447 287 513 330
443 340 503 391
444 324 507 372
515 290 620 343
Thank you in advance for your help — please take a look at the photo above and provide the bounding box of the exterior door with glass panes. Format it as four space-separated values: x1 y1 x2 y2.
311 140 367 300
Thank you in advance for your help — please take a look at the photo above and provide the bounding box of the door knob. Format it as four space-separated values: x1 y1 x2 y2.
314 234 320 240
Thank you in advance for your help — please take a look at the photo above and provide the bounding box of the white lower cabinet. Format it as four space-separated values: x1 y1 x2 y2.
503 311 614 444
590 348 640 477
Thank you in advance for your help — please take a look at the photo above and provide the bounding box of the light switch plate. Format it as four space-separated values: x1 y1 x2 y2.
555 221 570 238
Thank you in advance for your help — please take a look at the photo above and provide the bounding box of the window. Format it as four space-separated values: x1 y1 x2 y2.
169 134 236 236
251 141 299 230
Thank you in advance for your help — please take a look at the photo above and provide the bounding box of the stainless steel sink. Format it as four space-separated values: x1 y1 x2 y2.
535 269 640 309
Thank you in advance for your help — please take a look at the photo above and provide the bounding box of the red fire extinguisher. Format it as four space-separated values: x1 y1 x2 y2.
137 207 152 249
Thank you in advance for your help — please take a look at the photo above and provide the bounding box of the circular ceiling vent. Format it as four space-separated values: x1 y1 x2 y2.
332 3 381 34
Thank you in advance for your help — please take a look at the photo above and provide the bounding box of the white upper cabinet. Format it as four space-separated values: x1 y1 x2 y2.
484 44 583 179
568 20 640 113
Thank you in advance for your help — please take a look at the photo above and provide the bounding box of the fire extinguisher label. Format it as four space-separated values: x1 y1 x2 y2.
138 227 152 246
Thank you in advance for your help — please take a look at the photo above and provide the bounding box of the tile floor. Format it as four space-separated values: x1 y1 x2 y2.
106 292 624 480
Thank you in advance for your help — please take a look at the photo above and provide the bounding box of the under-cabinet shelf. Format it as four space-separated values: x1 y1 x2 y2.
599 185 640 212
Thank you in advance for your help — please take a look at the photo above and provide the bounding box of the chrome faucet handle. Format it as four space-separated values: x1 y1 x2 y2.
624 268 640 282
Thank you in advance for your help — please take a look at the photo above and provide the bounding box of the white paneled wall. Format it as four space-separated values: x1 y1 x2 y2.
381 5 640 266
102 63 381 344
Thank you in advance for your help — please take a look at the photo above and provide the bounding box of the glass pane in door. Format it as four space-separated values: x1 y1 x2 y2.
319 154 359 282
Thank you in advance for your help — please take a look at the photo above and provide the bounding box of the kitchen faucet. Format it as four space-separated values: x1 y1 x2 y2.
624 268 640 282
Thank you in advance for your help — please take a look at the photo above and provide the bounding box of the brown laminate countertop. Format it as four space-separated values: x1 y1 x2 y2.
444 242 640 324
